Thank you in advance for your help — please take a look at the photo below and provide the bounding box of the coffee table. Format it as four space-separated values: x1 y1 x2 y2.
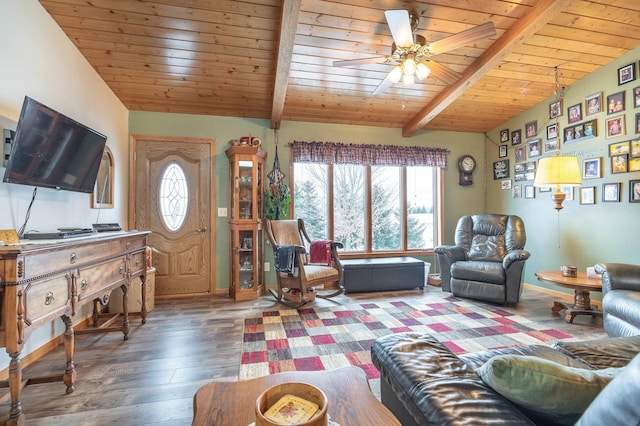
193 367 400 426
535 270 603 324
192 366 400 425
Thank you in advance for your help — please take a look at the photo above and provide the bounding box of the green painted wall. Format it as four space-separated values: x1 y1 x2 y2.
129 114 486 290
485 46 640 296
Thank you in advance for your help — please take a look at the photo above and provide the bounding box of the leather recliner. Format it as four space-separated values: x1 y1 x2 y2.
435 214 530 305
595 263 640 337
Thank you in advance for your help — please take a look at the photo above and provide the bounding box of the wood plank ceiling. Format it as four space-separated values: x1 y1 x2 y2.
39 0 640 135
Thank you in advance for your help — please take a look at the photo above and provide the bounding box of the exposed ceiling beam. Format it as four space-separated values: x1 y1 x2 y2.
402 0 573 137
271 0 302 129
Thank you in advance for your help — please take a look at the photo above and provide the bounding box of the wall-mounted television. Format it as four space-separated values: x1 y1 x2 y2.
2 96 107 193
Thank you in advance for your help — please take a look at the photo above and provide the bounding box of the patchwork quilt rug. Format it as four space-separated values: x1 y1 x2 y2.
239 298 576 380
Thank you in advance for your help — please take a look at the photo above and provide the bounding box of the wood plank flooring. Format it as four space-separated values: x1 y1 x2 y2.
0 285 605 425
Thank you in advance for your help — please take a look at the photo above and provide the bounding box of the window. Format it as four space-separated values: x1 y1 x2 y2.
159 162 189 231
293 162 442 254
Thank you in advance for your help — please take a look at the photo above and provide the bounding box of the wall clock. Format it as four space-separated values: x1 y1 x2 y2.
458 155 476 186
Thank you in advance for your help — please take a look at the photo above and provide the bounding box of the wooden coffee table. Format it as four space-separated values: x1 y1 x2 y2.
535 270 603 324
192 366 400 425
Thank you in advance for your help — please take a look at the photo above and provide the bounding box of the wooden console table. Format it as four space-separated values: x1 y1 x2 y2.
0 231 149 425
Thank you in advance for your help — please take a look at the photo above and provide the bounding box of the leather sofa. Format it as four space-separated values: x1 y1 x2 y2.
372 332 640 425
435 214 530 306
595 263 640 337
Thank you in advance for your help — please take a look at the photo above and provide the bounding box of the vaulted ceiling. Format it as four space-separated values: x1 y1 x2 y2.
39 0 640 136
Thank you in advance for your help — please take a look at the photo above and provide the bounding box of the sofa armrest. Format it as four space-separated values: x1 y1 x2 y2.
434 245 466 291
595 263 640 294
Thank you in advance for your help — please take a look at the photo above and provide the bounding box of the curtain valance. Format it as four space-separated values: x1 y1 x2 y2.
289 140 449 168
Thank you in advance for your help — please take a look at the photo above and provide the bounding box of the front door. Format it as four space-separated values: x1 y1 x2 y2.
131 135 215 295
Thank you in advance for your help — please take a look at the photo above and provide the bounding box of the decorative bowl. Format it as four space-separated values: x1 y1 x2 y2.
255 382 328 426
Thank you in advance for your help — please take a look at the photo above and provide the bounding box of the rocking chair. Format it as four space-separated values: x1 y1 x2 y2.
266 219 344 307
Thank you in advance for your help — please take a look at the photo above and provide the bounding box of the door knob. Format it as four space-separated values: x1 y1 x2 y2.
197 227 208 233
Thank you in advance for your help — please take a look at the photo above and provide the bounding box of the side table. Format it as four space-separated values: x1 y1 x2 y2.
535 270 603 324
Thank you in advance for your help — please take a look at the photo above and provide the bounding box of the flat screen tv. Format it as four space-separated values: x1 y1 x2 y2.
2 96 107 193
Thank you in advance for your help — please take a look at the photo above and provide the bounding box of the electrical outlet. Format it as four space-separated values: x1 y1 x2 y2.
264 262 270 272
217 207 227 217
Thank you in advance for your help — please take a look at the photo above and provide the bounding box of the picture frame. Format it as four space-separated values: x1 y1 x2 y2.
544 138 559 153
91 146 114 209
568 103 582 123
607 91 625 114
493 159 510 180
606 115 625 138
580 186 596 205
500 129 509 143
549 100 562 119
632 139 640 157
564 119 597 143
515 145 526 162
609 140 630 156
603 182 621 202
498 145 507 158
511 129 522 146
611 154 628 173
585 92 603 116
629 157 640 172
524 185 535 199
539 187 552 193
512 184 522 199
618 62 636 85
561 186 574 201
582 157 601 179
630 179 640 203
525 120 538 138
501 179 512 189
528 139 541 157
546 123 558 140
634 86 640 108
636 113 640 134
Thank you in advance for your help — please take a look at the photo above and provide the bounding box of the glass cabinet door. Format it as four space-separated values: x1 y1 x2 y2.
238 160 254 220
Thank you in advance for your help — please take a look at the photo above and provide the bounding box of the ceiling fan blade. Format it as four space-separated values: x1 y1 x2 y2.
333 56 386 67
384 10 414 48
426 61 461 85
372 74 394 96
428 22 496 56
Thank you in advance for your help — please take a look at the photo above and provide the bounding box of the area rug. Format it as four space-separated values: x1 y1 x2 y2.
239 298 576 381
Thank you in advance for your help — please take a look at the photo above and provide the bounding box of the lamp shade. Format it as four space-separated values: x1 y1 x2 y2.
533 155 582 188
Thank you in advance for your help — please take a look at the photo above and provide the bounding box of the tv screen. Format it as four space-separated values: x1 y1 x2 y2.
2 96 107 193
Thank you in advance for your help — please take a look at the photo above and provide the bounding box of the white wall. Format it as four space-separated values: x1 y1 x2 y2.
0 1 129 370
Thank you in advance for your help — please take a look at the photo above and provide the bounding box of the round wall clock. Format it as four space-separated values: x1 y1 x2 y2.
458 155 476 186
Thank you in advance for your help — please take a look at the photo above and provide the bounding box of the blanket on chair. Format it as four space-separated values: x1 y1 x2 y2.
310 240 332 266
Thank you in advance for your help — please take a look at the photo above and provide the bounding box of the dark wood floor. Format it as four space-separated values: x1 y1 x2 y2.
0 285 605 425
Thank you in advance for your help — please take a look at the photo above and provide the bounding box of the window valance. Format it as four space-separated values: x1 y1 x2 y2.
289 140 449 168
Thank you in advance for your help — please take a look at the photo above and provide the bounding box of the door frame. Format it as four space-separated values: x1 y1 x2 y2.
128 134 216 295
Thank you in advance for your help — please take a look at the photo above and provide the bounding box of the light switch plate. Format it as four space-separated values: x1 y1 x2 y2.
217 207 227 217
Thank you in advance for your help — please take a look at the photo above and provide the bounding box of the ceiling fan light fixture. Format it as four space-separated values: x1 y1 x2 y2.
389 65 403 83
402 55 417 75
416 62 430 80
402 73 415 86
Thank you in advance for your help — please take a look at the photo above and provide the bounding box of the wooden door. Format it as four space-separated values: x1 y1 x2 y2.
130 135 215 295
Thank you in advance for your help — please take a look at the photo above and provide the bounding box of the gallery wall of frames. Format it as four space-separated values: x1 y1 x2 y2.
493 60 640 205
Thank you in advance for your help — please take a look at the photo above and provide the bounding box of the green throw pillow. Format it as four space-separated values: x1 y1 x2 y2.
476 355 621 425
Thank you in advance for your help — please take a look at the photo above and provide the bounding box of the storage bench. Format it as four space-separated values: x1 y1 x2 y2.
341 257 428 294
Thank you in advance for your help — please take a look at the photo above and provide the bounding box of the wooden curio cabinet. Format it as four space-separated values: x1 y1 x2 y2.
226 145 266 300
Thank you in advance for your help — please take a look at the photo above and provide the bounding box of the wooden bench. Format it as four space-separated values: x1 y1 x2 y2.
341 257 428 294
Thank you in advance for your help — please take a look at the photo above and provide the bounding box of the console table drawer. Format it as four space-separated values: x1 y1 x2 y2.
77 257 127 302
25 274 71 324
128 250 146 277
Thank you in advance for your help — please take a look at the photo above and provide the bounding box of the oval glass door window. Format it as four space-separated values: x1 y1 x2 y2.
159 163 189 231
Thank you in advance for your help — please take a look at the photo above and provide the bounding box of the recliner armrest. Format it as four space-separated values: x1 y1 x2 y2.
434 245 466 262
595 263 640 294
503 250 531 270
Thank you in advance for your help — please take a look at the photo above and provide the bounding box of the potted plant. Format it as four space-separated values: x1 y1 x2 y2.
264 182 290 220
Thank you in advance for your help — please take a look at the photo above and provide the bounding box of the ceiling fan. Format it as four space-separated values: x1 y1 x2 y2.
333 10 496 95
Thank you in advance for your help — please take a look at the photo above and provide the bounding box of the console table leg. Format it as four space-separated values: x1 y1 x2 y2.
140 274 147 324
61 315 76 394
8 351 24 426
120 284 130 340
